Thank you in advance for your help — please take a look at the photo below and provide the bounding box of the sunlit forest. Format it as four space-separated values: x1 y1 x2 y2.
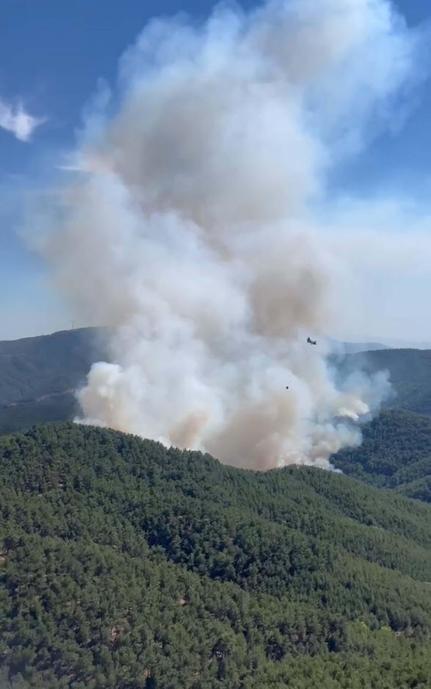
1 423 431 688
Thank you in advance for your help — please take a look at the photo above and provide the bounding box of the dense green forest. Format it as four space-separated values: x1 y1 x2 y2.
1 423 431 688
331 409 431 502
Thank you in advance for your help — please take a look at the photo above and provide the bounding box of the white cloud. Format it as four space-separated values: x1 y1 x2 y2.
0 99 44 142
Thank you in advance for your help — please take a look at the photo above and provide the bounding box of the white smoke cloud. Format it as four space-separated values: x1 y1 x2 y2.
38 0 422 469
0 99 44 142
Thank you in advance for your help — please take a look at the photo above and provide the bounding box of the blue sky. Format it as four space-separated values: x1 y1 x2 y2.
0 0 430 341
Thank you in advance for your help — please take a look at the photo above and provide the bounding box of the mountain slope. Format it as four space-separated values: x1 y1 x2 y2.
346 348 431 416
331 409 431 502
0 328 106 433
1 423 431 688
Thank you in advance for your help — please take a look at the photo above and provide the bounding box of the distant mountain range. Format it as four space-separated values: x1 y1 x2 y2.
332 340 388 353
347 348 431 416
0 328 106 433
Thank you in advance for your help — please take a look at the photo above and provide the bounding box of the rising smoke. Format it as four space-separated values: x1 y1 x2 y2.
40 0 422 469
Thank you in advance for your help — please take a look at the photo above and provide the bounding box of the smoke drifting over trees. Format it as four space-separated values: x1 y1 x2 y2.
40 0 424 469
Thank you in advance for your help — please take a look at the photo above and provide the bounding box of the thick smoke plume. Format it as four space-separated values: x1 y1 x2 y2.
41 0 420 469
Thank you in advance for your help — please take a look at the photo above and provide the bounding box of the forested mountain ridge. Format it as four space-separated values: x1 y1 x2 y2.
331 409 431 502
1 423 431 688
0 329 105 434
0 329 104 405
343 347 431 416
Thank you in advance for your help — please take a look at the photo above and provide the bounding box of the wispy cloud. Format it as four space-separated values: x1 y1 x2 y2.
0 99 44 142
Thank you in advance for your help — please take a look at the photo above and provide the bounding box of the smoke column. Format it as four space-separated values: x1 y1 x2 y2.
40 0 421 469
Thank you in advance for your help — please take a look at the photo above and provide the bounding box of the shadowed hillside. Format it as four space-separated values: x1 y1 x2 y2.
331 409 431 502
346 348 431 416
0 328 107 433
328 351 431 504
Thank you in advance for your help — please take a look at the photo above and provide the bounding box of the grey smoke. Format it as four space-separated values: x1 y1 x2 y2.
39 0 422 469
